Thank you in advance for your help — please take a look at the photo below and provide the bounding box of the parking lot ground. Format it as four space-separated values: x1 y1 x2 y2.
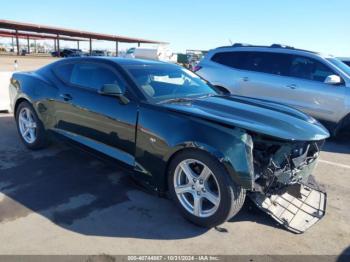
0 55 58 72
0 112 349 256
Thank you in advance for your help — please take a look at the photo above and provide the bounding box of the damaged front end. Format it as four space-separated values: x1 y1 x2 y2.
249 136 326 233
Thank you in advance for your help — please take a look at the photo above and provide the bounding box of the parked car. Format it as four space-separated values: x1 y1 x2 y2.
51 49 83 58
196 44 350 136
9 57 329 232
50 51 60 57
339 57 350 67
61 49 84 57
0 72 12 111
125 47 174 62
91 50 107 56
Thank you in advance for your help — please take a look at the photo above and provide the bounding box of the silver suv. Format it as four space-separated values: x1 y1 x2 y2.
196 44 350 135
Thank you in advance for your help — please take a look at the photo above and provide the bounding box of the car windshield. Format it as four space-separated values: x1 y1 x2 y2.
326 58 350 78
126 65 217 101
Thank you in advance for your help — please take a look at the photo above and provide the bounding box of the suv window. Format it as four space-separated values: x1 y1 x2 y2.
211 51 291 76
211 51 249 68
70 63 126 91
211 52 238 68
288 56 335 82
261 52 291 76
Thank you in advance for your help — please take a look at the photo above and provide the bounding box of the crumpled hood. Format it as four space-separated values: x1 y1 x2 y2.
161 95 330 141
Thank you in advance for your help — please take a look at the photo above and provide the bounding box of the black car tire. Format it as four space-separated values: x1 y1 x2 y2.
15 101 48 150
168 149 246 228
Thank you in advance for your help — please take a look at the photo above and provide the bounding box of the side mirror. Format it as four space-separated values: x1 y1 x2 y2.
324 75 342 85
99 84 123 96
99 84 129 104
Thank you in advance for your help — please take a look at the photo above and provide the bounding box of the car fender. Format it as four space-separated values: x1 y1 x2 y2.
135 104 255 192
164 134 254 191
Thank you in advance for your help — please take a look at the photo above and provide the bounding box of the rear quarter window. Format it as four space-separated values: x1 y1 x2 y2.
211 51 252 70
53 63 74 83
211 52 240 68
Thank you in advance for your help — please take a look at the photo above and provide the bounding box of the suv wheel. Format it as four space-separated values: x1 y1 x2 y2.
168 150 245 228
16 101 48 150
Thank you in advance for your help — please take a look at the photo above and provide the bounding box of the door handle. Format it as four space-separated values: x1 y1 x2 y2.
60 93 73 101
242 77 249 82
287 84 297 89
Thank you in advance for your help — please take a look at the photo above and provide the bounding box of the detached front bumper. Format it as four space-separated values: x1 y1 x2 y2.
250 175 326 233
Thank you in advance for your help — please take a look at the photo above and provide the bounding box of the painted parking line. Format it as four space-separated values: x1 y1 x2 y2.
319 159 350 169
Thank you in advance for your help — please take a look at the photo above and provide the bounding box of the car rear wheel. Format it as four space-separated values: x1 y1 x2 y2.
16 101 48 150
168 149 245 228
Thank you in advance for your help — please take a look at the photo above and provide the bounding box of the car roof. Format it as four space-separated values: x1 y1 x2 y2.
109 57 170 66
207 44 333 59
338 57 350 61
62 56 171 66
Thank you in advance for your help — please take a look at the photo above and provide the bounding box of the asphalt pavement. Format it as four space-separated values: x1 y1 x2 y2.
0 112 349 256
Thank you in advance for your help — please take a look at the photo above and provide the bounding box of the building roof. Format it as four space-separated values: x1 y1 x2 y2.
0 29 86 41
0 19 167 44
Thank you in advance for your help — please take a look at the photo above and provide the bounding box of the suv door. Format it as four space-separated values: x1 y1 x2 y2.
53 61 138 166
283 55 346 123
232 51 293 102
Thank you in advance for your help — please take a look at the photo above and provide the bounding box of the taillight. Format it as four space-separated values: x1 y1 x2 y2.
193 65 202 72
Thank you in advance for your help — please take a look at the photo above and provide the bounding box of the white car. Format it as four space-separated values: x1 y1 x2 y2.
0 71 12 112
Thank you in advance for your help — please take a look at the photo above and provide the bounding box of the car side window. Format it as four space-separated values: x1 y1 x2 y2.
211 51 291 77
70 63 126 91
263 52 291 76
211 52 236 67
241 52 268 72
237 52 291 76
53 63 74 83
288 56 335 82
211 51 248 69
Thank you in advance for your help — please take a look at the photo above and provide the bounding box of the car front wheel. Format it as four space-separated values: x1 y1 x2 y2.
168 149 245 228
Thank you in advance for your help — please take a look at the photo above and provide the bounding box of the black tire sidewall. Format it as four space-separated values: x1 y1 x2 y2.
15 101 47 150
168 149 243 228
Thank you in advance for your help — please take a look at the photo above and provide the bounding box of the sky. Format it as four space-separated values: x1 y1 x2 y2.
0 0 349 56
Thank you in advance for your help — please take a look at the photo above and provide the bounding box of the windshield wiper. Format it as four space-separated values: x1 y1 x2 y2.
158 97 193 104
159 93 217 104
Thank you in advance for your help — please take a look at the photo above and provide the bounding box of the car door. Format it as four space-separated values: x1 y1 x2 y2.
53 61 138 166
233 51 292 102
282 55 346 123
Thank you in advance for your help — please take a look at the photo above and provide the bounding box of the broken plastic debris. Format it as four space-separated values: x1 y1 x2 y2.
250 183 326 234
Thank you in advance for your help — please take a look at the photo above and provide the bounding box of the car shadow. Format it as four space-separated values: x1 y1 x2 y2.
0 146 210 240
0 114 284 239
228 198 285 231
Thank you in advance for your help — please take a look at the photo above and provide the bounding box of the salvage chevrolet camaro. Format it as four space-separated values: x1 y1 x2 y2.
9 57 329 232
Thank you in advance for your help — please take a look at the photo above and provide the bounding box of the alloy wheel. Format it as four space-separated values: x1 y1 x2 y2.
18 107 37 144
173 159 221 217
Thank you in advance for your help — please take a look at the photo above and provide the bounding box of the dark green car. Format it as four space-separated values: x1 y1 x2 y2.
9 57 329 232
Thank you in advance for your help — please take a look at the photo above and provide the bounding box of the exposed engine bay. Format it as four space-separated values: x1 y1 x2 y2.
249 136 326 233
252 137 324 194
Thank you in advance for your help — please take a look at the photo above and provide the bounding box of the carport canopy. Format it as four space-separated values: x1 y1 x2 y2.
0 19 167 55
